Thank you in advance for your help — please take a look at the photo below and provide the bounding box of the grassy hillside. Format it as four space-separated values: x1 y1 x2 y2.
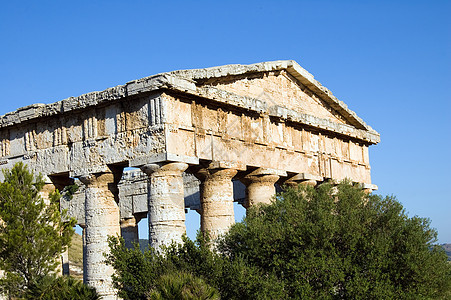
68 232 83 279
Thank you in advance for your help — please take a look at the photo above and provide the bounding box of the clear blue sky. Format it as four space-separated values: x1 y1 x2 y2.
1 1 450 243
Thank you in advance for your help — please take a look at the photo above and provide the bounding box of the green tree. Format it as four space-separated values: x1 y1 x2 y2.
219 182 451 299
106 182 451 299
146 271 220 300
24 274 99 300
106 234 285 300
0 162 76 297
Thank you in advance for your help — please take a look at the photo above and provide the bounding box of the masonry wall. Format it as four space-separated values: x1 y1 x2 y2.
164 92 372 184
0 92 166 180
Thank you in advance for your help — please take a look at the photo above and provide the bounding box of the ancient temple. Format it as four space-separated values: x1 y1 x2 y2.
0 60 379 298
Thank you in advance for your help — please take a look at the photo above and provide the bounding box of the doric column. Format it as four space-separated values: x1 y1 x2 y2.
140 162 188 250
240 168 285 209
197 167 237 240
61 249 69 275
120 217 139 249
79 170 122 300
81 224 87 283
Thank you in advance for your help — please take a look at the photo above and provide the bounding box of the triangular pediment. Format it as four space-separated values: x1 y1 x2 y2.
199 70 351 126
171 60 377 134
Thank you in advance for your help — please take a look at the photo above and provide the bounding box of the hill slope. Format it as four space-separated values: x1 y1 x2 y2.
68 233 83 279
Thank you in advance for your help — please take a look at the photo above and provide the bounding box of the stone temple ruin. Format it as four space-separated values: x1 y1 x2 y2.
0 60 379 298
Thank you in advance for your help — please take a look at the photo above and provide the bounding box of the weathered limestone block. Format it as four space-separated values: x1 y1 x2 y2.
182 172 202 211
197 167 238 240
141 162 188 250
79 170 122 300
60 181 86 226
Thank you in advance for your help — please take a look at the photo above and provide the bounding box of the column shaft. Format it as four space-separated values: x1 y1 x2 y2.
81 225 87 283
141 162 188 250
120 217 139 249
199 168 237 240
61 249 69 275
80 172 121 299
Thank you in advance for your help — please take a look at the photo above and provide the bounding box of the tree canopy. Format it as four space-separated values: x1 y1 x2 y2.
0 162 76 297
107 182 451 299
219 182 451 299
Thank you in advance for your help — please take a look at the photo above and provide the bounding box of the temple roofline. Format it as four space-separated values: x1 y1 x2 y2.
0 60 379 144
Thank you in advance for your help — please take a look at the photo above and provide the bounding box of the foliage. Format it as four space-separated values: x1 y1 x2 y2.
24 274 99 300
106 234 285 300
146 271 220 300
62 183 79 200
106 238 162 299
107 182 451 299
219 182 451 299
0 162 76 297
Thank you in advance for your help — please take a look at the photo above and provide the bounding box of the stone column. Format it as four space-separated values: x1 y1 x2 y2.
197 167 237 240
140 162 188 250
240 168 285 209
61 249 69 275
120 216 139 249
79 170 122 300
81 224 87 283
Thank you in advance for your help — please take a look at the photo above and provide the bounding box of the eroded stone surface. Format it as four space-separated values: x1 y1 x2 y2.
240 168 284 208
79 171 121 300
197 167 238 240
141 162 188 250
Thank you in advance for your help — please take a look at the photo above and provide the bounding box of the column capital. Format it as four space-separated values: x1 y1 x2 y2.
79 172 115 187
78 166 123 187
195 167 238 182
240 168 281 209
284 172 323 187
246 167 287 177
48 175 74 192
140 162 188 177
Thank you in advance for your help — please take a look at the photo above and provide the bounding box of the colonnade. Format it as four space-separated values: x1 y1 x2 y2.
76 163 287 299
42 162 374 299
